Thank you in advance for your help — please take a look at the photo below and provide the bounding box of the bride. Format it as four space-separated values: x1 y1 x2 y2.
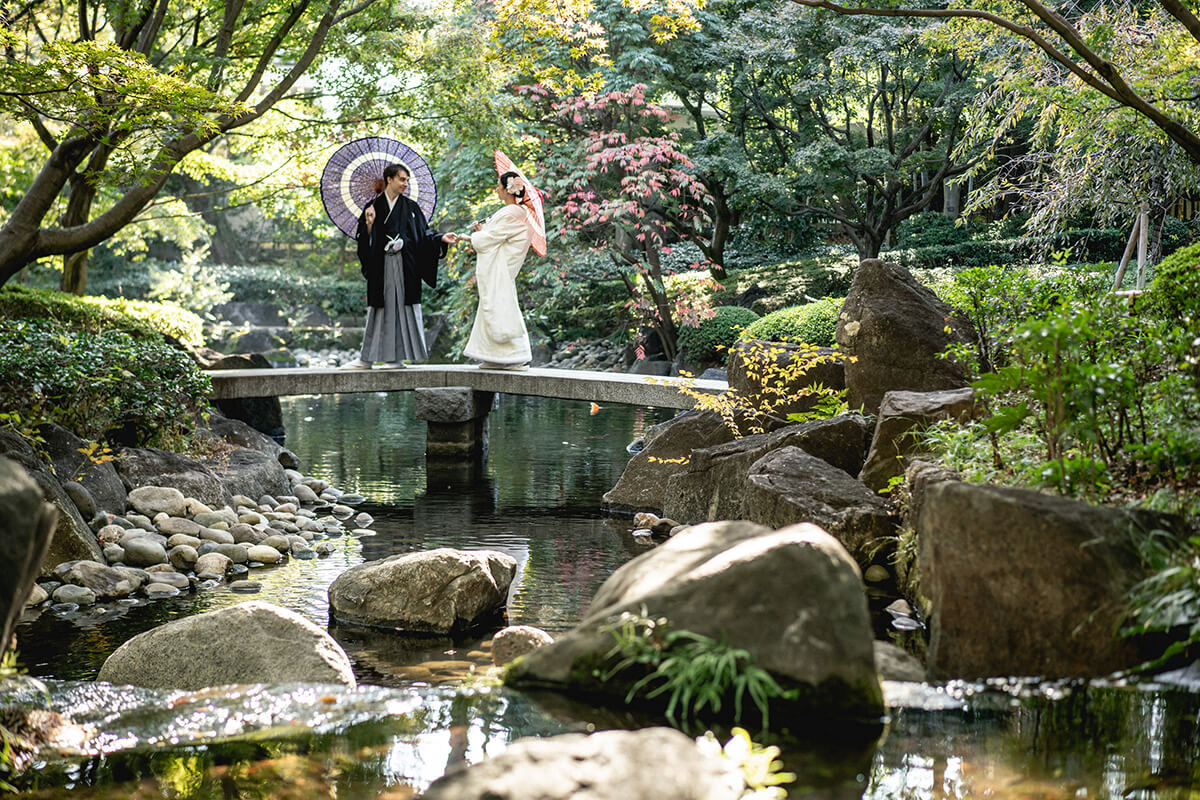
463 171 534 370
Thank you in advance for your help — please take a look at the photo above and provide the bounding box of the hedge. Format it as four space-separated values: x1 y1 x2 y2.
0 285 205 347
740 297 843 347
677 306 761 364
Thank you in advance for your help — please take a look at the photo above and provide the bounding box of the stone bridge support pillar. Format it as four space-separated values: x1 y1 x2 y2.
414 387 495 460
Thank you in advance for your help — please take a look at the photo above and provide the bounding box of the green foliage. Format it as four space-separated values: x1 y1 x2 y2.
677 306 760 364
681 341 848 436
147 255 234 318
221 266 368 319
0 318 211 447
893 212 972 250
715 3 980 260
740 298 843 347
1121 528 1200 671
946 289 1200 499
0 285 204 347
1147 240 1200 321
601 609 792 731
882 227 1200 271
933 264 1110 373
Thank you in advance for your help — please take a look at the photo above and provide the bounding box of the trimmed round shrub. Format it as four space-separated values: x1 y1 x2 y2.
0 318 211 446
1148 241 1200 320
740 297 843 346
677 306 761 364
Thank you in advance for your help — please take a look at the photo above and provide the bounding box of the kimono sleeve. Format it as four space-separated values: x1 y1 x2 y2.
470 205 528 252
355 208 375 277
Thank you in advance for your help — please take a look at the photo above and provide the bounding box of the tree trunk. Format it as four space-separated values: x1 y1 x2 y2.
0 0 352 288
643 248 678 361
61 251 89 294
943 181 962 217
706 187 732 281
59 142 118 295
0 135 97 287
858 231 883 260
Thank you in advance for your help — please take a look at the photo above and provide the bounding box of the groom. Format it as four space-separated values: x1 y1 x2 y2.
343 163 460 369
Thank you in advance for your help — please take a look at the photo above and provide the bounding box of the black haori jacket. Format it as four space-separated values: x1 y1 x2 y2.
356 193 447 308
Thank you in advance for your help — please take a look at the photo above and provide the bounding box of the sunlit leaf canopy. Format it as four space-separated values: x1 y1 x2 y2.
491 0 706 93
933 0 1200 227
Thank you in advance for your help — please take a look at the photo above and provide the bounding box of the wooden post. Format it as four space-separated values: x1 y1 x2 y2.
1135 201 1150 289
1111 214 1140 290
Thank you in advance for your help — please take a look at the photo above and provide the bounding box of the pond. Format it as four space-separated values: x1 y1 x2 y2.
9 393 1200 797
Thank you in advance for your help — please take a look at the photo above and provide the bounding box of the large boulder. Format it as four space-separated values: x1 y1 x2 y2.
116 448 234 511
37 422 126 515
0 431 104 572
836 259 974 414
328 548 517 634
859 388 977 492
742 447 896 566
96 601 356 689
421 728 743 800
200 412 286 461
725 340 846 431
602 410 734 514
663 414 872 524
904 459 960 515
0 457 57 650
917 481 1170 679
507 521 884 724
204 447 291 502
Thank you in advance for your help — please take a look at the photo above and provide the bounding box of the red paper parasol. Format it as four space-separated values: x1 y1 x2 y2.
321 137 438 238
494 149 546 256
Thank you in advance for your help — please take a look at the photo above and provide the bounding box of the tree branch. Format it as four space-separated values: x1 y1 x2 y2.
1159 0 1200 43
786 0 1200 163
208 0 245 92
233 0 310 104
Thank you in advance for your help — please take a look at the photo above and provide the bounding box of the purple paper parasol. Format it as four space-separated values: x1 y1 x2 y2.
321 137 438 238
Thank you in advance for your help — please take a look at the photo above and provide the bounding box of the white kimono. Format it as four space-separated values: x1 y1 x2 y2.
464 203 533 366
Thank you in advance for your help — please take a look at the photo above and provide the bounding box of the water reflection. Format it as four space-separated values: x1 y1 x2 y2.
10 680 573 799
16 394 669 682
859 681 1200 800
11 677 1200 798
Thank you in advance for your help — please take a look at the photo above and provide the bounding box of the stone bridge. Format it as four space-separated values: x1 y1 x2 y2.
207 364 727 457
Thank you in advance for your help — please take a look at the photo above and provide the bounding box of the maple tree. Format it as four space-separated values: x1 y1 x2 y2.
536 84 715 360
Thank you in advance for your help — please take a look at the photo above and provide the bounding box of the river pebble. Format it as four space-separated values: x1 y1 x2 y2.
53 585 96 606
246 545 284 564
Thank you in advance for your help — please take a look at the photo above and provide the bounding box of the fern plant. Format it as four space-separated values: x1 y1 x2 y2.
1121 527 1200 671
601 609 792 731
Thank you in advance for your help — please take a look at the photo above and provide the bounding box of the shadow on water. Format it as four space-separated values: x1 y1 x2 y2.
8 393 1200 797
